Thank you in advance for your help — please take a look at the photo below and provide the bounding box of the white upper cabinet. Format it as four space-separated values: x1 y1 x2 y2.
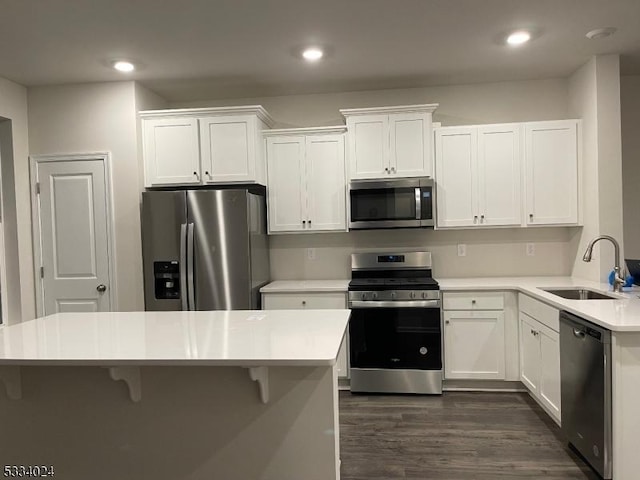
477 125 522 226
435 127 477 228
265 127 347 234
266 136 306 232
341 104 437 180
199 115 257 184
143 117 201 186
524 120 579 226
435 123 521 228
141 106 273 188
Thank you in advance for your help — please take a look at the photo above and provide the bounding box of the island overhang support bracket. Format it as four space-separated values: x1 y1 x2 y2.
247 366 269 404
108 366 141 402
0 366 22 400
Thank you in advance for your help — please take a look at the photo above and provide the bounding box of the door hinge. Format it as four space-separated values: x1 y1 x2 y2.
40 266 44 278
36 182 40 195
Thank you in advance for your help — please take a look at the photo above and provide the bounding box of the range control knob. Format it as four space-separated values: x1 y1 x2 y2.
361 292 366 301
372 292 378 300
410 291 416 299
422 291 428 299
391 291 396 299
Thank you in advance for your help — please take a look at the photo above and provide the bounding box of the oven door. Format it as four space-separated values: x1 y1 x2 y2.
349 178 434 229
349 302 442 370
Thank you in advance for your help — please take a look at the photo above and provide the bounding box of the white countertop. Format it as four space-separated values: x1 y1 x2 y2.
439 276 640 332
260 280 350 293
0 310 350 366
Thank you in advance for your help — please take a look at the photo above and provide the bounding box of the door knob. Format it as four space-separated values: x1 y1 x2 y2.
97 284 107 293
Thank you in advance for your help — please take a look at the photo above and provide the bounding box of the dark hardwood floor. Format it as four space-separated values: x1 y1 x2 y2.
339 391 599 480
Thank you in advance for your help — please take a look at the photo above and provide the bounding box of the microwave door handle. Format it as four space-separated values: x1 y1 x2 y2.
415 187 422 220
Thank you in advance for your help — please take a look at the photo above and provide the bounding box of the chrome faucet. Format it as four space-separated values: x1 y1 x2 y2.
582 235 625 292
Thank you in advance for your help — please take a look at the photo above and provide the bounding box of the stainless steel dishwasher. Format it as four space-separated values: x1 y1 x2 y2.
560 311 612 479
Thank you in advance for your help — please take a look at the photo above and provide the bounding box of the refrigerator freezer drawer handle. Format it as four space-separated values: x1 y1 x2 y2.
187 223 195 310
180 223 188 311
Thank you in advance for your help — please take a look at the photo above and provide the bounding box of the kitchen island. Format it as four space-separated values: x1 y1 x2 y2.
0 310 350 480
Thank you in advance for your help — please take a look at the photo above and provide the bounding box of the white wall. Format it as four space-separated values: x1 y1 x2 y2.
621 75 640 258
569 55 624 283
28 82 145 312
173 78 569 128
0 77 33 322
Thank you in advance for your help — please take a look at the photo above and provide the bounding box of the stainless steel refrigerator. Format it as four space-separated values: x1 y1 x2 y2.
142 189 270 311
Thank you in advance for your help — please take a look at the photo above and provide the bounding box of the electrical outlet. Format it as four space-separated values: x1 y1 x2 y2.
457 244 466 257
526 243 535 256
307 248 316 260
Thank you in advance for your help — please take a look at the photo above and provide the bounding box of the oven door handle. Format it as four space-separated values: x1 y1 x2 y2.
349 300 441 309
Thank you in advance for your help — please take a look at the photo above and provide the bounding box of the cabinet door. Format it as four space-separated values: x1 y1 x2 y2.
539 326 561 422
444 310 505 380
477 125 522 226
434 128 478 227
519 313 541 394
524 120 578 225
306 134 347 232
266 136 306 233
389 112 432 177
143 117 201 186
346 115 389 179
200 115 256 183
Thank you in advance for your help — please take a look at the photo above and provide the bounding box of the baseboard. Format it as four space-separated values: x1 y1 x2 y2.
443 379 526 392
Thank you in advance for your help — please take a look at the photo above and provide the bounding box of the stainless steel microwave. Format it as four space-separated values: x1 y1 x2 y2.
349 178 435 230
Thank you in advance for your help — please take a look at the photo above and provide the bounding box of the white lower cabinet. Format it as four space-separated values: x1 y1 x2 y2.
262 292 349 379
442 292 507 380
444 310 505 379
518 294 561 424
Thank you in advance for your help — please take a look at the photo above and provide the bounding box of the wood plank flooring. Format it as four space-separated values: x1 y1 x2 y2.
339 391 599 480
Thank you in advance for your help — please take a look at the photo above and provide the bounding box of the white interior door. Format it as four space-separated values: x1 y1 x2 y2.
35 157 112 315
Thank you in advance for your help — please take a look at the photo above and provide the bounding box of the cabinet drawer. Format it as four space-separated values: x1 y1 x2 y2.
262 292 347 310
519 294 559 332
443 292 504 311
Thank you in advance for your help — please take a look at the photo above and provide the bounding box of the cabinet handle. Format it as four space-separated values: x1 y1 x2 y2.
471 299 476 304
529 213 534 221
481 214 485 222
308 219 311 225
302 220 306 226
390 167 396 173
193 171 199 179
473 215 478 223
445 320 450 324
204 171 210 178
302 300 306 306
384 167 389 173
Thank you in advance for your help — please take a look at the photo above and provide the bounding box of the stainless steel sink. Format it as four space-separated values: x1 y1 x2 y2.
541 288 617 300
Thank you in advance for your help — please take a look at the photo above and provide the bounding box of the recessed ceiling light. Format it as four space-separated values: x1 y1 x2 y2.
586 27 617 40
113 61 135 72
506 30 531 46
302 47 323 61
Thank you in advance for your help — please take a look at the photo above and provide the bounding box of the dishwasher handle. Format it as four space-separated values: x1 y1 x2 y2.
560 311 611 344
573 328 586 339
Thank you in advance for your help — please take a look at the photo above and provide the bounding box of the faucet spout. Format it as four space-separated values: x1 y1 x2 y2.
582 235 625 292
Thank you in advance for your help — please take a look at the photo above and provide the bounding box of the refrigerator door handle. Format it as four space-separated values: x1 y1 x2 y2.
179 223 188 310
187 222 196 310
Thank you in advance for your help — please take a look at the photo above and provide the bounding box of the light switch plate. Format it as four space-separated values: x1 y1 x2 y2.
457 244 466 257
526 243 535 256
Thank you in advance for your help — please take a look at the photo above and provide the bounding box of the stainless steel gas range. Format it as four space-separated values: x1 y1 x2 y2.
348 251 443 394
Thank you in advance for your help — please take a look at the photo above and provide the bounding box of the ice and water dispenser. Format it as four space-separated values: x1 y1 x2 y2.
153 261 180 299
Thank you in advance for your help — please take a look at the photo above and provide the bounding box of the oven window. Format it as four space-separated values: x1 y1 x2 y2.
349 307 442 370
350 188 417 222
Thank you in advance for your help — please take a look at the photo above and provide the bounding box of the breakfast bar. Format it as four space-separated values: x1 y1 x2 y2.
0 310 350 480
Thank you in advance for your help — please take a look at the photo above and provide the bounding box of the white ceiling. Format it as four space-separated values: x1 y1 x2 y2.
1 0 639 102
